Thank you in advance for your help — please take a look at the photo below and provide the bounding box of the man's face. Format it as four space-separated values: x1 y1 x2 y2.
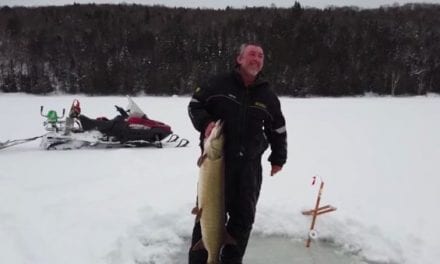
236 45 264 77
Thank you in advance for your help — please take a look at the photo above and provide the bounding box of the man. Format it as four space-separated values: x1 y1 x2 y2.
188 43 287 263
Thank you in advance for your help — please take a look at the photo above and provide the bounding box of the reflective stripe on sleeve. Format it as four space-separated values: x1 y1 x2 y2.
274 126 286 134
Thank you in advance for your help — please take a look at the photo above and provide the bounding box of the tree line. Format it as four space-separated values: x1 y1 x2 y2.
0 2 439 96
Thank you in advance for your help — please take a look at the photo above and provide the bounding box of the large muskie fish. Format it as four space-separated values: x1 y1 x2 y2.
191 120 236 264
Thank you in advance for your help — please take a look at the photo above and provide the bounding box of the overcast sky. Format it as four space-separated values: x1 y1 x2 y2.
1 0 440 9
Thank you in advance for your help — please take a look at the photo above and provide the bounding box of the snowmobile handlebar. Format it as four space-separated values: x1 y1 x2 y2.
114 105 129 118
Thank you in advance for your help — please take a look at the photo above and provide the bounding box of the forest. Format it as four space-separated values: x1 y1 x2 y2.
0 2 439 96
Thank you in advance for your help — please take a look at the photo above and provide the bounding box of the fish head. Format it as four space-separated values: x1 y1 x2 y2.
204 120 224 159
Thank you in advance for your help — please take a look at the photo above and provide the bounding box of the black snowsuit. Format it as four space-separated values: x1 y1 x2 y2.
188 71 287 263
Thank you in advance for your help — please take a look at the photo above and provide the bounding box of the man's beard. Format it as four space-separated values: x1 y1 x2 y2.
246 66 261 77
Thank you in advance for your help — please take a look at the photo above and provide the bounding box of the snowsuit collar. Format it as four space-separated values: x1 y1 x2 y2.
232 69 268 89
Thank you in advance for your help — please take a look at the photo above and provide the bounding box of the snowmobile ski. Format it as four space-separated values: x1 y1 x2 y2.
40 131 189 150
165 134 190 147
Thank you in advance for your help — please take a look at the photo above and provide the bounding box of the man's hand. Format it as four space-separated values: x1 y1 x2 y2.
204 121 216 138
270 165 282 176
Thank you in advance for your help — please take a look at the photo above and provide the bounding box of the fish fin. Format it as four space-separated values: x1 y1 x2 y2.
197 154 207 167
192 207 203 222
191 239 206 251
194 208 203 222
191 206 199 215
224 231 237 246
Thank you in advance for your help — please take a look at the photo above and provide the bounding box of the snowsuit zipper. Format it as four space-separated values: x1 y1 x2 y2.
237 87 250 157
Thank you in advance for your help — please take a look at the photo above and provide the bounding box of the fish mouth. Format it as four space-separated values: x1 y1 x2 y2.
211 120 224 139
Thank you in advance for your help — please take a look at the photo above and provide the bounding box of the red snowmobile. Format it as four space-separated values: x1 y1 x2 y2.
0 97 189 150
39 97 189 150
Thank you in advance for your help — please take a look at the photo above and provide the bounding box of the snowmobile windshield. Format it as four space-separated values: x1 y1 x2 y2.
126 96 147 118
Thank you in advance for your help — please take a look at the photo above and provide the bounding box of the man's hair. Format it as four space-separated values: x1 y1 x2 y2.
236 42 264 58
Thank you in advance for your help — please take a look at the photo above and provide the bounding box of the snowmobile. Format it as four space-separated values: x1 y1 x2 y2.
0 97 189 150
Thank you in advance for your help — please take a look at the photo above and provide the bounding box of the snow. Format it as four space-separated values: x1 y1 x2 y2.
0 94 439 264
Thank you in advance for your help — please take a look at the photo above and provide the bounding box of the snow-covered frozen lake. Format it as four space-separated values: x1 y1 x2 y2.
0 94 439 264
